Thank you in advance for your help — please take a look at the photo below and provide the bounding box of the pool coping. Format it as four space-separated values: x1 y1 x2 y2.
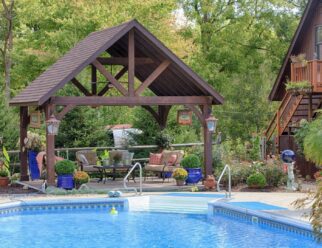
208 201 314 239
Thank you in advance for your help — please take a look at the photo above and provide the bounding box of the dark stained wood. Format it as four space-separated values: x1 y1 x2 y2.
91 65 97 95
92 60 128 96
202 105 213 176
56 104 76 120
158 105 171 129
135 60 170 95
97 57 154 65
71 78 92 96
142 106 160 123
51 96 212 106
19 106 29 181
308 93 313 121
98 66 128 96
186 105 206 127
45 104 56 186
128 29 135 96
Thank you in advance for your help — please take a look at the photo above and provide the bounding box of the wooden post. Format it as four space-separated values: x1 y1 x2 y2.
91 65 97 95
45 104 56 186
308 93 313 121
19 106 29 181
202 105 213 177
128 29 135 96
158 106 171 130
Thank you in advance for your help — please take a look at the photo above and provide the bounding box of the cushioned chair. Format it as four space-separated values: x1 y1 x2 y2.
75 150 99 173
145 150 184 182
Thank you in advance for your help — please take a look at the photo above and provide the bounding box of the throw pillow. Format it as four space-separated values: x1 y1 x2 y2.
149 153 162 165
167 154 177 166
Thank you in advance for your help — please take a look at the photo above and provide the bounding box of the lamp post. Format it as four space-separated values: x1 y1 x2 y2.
46 115 60 135
205 115 218 133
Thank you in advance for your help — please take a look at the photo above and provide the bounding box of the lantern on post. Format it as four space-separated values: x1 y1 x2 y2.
46 115 60 135
205 115 218 132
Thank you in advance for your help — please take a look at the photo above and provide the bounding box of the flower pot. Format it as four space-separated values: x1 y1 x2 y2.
28 150 40 180
164 172 172 178
185 168 202 184
57 174 74 189
0 177 9 187
176 179 185 186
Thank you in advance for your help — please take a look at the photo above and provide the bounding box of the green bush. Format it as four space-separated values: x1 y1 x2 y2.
55 160 75 175
181 154 201 168
261 164 286 187
247 172 266 188
0 167 9 177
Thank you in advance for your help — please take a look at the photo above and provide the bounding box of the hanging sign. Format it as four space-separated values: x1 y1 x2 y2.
177 110 192 125
29 111 42 128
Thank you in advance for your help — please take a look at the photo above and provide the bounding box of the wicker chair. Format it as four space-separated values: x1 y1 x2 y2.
75 150 99 173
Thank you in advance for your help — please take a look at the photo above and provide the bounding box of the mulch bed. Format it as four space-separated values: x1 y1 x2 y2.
0 183 38 194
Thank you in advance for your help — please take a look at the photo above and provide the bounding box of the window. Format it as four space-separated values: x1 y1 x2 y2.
315 26 322 59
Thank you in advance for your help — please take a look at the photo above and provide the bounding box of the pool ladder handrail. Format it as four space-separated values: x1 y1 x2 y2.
123 162 142 195
217 164 231 198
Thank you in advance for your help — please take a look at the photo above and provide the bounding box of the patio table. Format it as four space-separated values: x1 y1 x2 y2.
94 165 136 183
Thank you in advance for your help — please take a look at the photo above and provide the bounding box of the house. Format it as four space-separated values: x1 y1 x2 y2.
266 0 322 177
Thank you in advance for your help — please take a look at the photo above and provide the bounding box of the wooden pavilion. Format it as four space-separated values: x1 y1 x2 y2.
10 20 224 186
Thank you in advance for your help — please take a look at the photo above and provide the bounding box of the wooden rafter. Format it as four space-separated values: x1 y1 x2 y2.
51 96 212 106
91 65 97 95
128 29 135 96
142 106 160 123
71 78 92 96
98 66 128 96
56 104 76 120
92 60 128 96
97 57 154 65
135 60 170 95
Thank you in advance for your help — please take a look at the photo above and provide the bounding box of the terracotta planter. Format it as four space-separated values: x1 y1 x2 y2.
0 177 9 187
176 180 185 186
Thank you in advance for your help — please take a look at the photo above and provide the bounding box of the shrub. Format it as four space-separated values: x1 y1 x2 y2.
303 116 322 166
74 171 90 185
181 154 201 168
172 168 188 180
0 167 9 177
55 160 75 175
260 164 286 187
246 172 266 188
155 130 172 150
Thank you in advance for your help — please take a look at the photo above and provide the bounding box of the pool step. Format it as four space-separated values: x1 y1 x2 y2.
129 196 212 214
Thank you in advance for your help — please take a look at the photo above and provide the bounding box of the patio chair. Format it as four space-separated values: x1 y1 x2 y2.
75 150 99 174
144 150 184 182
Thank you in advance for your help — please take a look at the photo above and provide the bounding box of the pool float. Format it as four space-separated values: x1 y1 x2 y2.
109 207 118 215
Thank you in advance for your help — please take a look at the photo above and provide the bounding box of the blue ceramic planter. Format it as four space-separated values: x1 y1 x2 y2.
28 150 40 180
185 168 202 184
57 174 74 190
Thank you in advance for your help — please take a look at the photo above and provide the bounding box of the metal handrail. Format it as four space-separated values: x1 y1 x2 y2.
123 162 142 195
217 164 231 198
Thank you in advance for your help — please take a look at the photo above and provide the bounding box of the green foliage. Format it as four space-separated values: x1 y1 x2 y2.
246 172 267 188
303 116 322 166
181 154 201 168
249 136 261 161
285 80 312 91
261 163 287 187
0 166 9 177
294 119 310 155
0 146 10 169
155 130 172 150
24 131 44 152
55 160 75 175
172 168 188 180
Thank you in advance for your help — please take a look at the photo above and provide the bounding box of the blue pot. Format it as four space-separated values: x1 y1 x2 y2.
185 168 202 184
163 172 172 178
28 150 40 180
57 174 74 189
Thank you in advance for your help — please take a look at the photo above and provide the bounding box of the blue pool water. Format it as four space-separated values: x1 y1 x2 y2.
164 192 225 198
0 209 320 248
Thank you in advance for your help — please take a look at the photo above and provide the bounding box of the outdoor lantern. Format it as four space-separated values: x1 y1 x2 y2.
46 115 60 135
206 115 218 132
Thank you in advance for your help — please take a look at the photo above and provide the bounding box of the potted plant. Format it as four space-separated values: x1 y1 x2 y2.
0 146 10 187
24 131 44 180
100 150 110 166
181 154 202 184
74 171 90 189
246 172 267 189
155 130 172 152
172 168 188 186
290 53 307 67
55 160 75 189
285 80 312 95
112 151 122 166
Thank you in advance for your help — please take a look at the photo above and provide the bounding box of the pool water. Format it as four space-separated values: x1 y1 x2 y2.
0 210 319 248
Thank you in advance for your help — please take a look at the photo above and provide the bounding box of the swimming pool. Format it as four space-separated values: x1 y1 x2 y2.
0 198 320 248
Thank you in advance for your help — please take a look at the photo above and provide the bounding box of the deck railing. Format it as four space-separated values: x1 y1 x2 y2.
291 60 322 92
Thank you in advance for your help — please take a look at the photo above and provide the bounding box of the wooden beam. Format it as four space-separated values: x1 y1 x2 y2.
135 60 170 95
97 57 154 65
92 60 128 96
186 105 206 127
19 106 29 181
56 104 76 120
91 65 97 95
45 104 56 186
202 105 213 177
98 67 128 96
158 106 171 129
71 78 92 96
128 29 135 96
51 96 212 106
142 106 160 123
